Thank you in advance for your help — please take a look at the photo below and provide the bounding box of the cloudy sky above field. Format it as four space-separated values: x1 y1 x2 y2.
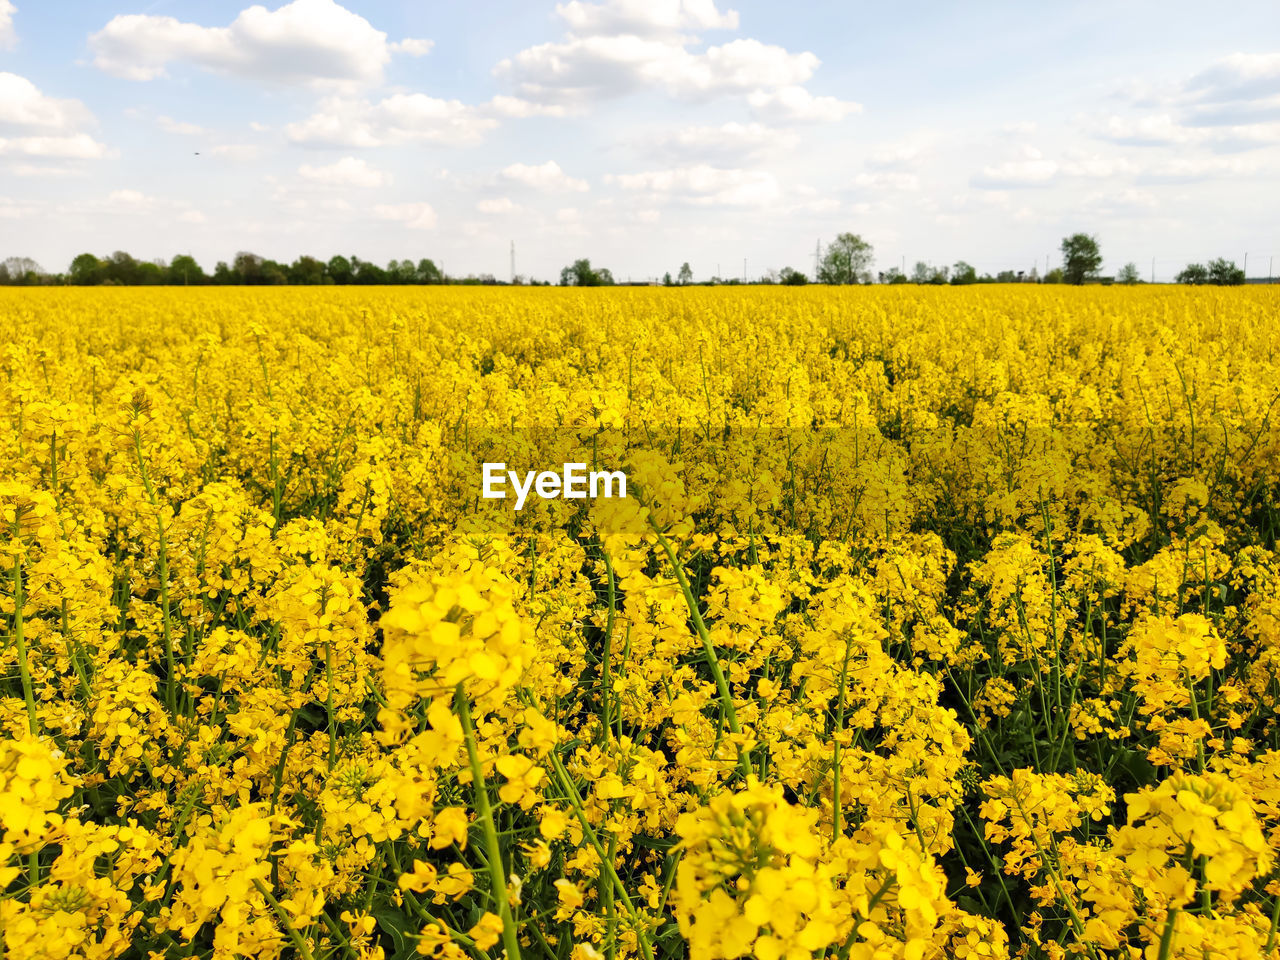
1 0 1278 281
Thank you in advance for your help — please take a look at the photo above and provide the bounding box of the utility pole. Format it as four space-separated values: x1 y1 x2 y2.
1244 252 1248 278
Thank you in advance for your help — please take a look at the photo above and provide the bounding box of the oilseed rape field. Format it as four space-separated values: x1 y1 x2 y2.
5 285 1280 960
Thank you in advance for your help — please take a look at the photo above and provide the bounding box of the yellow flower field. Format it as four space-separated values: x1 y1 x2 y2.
3 284 1280 959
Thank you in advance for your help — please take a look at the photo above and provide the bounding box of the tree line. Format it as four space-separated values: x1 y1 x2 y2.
0 236 1260 287
0 251 536 287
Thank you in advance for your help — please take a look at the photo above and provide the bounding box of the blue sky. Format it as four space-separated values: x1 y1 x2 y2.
2 0 1278 281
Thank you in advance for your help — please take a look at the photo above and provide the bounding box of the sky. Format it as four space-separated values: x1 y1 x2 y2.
1 0 1278 282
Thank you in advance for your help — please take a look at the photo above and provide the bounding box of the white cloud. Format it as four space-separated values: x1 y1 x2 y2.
1098 113 1203 146
106 189 153 208
298 156 389 187
853 171 920 192
0 1 15 48
608 165 781 206
209 144 263 161
1185 52 1280 105
485 96 570 118
6 163 85 178
866 143 922 169
477 197 517 213
1138 154 1261 182
179 210 208 224
1096 112 1280 149
747 85 860 124
1059 152 1140 178
556 0 738 36
1002 120 1038 136
0 134 109 159
89 0 421 87
972 146 1058 187
156 115 207 137
374 202 437 230
0 195 37 218
646 121 796 160
501 160 589 192
1096 53 1280 151
390 37 434 56
1082 187 1160 213
0 72 93 130
496 34 818 105
286 94 497 147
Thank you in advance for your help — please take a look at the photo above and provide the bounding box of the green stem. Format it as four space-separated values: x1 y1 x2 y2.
647 519 750 779
10 528 37 736
252 877 316 960
547 750 656 960
601 551 616 747
1156 908 1179 960
455 685 522 960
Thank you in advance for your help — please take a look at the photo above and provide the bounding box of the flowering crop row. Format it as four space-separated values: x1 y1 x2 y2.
2 285 1280 959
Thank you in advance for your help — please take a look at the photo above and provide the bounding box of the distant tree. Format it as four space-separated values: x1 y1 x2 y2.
911 261 948 284
878 267 907 284
677 262 693 285
352 258 387 285
288 256 326 285
950 261 977 285
560 258 610 286
168 254 206 285
103 251 140 285
1176 263 1210 285
69 253 104 285
994 270 1017 283
818 233 873 284
2 257 44 285
779 267 808 286
136 261 164 285
261 260 288 285
1207 257 1245 285
663 271 673 286
387 259 419 284
326 255 353 284
1061 233 1102 284
231 252 264 284
1115 262 1141 285
1043 267 1064 284
416 258 443 284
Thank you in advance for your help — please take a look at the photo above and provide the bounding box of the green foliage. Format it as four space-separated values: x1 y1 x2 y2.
1176 263 1210 285
1207 257 1245 285
818 233 874 284
559 258 615 287
1116 262 1142 285
1060 233 1102 284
